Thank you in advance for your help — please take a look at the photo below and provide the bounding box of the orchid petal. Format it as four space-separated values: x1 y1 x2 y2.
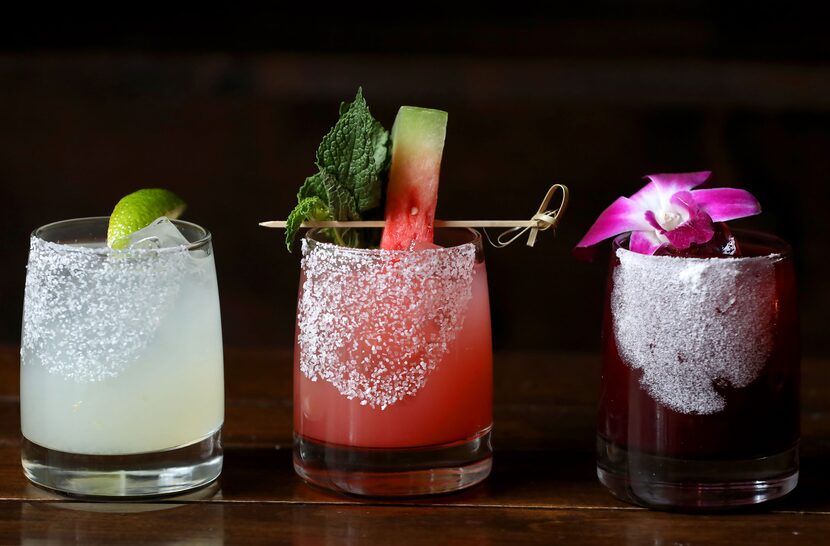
629 230 664 255
662 191 715 249
641 171 711 195
576 196 650 248
690 188 762 222
575 170 762 257
668 190 698 214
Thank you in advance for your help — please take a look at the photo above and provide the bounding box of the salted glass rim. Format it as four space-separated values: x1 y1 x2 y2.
31 216 212 254
611 228 792 260
303 227 483 255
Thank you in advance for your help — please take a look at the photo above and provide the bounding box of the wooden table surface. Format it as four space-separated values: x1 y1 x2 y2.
0 345 828 545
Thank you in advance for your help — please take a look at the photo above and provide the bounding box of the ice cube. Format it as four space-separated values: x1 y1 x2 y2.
126 217 191 249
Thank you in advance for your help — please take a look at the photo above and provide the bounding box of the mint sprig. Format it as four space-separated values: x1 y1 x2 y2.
285 88 390 250
285 196 328 248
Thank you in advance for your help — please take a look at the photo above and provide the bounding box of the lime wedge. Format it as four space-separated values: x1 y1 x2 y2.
107 189 187 249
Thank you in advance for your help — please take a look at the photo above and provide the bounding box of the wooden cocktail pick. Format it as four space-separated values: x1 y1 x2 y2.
259 184 569 247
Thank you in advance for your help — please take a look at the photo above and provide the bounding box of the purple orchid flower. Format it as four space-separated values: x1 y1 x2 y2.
576 171 761 255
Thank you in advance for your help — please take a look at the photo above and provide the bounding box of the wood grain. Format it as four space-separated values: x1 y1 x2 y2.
5 503 830 546
0 345 829 543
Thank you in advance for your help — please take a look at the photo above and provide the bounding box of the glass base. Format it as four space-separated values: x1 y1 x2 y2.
21 428 223 498
596 435 798 511
294 427 493 497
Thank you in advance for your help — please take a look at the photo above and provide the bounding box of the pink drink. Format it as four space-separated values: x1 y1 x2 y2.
295 261 491 448
293 228 493 496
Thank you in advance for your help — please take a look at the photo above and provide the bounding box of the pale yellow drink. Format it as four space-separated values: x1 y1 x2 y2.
20 217 224 496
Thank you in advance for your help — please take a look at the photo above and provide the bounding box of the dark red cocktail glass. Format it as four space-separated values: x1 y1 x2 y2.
597 230 799 510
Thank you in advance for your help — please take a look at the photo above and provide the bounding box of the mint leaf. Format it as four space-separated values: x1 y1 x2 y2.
321 171 360 221
298 173 326 203
316 88 389 214
285 88 390 250
370 118 391 175
285 196 328 250
298 171 359 222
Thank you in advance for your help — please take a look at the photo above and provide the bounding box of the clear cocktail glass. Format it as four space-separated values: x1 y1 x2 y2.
597 230 799 509
20 217 224 497
293 227 493 496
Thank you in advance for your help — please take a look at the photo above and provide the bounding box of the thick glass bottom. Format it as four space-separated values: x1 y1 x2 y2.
21 428 223 498
294 427 493 497
596 435 798 511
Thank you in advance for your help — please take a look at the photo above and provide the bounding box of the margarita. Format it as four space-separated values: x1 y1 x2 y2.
20 216 224 497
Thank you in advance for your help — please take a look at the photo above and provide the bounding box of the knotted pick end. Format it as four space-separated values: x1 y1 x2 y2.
486 184 569 248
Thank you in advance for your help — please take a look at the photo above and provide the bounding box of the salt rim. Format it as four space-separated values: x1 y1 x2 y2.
31 216 212 255
297 237 477 410
611 247 780 415
21 236 208 382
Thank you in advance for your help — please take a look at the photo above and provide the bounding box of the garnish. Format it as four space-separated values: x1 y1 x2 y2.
380 106 448 250
576 171 761 255
107 188 186 249
285 88 390 250
270 89 569 249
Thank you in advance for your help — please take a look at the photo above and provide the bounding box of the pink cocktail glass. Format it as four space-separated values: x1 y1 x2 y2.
293 228 493 496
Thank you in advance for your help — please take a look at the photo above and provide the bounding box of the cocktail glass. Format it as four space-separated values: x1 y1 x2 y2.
293 228 493 496
20 217 224 497
597 230 799 509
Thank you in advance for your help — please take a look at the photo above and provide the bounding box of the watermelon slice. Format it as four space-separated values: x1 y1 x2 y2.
380 106 448 250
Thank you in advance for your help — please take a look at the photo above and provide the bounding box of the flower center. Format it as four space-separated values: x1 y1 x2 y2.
658 210 683 231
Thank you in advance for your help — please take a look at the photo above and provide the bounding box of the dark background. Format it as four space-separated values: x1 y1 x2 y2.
1 7 828 356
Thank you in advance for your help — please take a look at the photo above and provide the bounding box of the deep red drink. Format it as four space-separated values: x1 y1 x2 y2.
597 231 800 509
